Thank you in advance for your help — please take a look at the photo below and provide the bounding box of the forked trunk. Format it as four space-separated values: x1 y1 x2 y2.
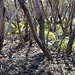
18 0 53 61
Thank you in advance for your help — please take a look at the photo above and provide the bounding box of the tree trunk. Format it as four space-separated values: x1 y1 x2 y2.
40 0 52 32
24 16 29 42
14 0 22 43
4 6 21 37
34 0 45 43
0 0 5 53
62 1 75 40
18 0 53 61
70 18 73 34
66 26 75 55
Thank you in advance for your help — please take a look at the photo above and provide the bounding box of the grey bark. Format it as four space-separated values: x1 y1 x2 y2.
34 0 45 43
4 6 21 37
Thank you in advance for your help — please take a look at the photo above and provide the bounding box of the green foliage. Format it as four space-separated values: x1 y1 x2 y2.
9 27 17 34
57 40 75 51
59 0 62 3
37 25 39 33
61 40 68 51
56 28 63 37
56 25 61 30
72 42 75 51
45 31 56 41
73 18 75 24
45 23 48 30
68 71 75 75
19 22 25 31
5 21 25 34
5 22 9 30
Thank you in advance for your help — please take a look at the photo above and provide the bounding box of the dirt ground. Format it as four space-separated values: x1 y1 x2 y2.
0 34 75 75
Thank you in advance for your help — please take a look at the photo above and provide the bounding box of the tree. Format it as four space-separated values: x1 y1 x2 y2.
0 0 5 53
18 0 53 61
66 26 75 55
34 0 45 43
14 0 22 43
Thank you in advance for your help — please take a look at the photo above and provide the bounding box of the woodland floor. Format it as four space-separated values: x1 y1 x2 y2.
0 34 75 75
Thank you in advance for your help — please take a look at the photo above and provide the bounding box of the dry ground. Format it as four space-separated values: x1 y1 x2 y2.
0 34 75 75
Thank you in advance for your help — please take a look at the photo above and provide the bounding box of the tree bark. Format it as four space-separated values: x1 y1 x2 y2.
18 0 53 61
34 0 45 43
14 0 22 43
24 16 30 42
62 1 75 40
25 16 28 37
0 0 5 52
4 6 21 37
66 26 75 55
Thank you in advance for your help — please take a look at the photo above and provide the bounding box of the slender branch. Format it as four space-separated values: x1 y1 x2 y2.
4 6 21 37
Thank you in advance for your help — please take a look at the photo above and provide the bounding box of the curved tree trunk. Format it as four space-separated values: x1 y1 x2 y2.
0 0 5 53
18 0 53 61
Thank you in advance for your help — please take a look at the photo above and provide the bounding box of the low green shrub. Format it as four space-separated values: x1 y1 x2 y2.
45 31 56 41
72 42 75 51
61 40 68 51
57 40 75 51
5 21 25 34
9 27 17 34
56 25 61 30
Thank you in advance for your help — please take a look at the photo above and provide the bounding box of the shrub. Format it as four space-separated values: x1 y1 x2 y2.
61 40 68 51
45 31 56 41
56 25 61 30
72 42 75 51
9 27 17 34
57 40 75 51
5 21 25 34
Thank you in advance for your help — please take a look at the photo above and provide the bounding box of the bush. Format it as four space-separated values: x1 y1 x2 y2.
9 27 17 34
5 21 25 34
57 40 75 51
45 23 48 31
45 31 56 41
61 40 68 51
56 25 61 30
72 42 75 51
5 22 9 30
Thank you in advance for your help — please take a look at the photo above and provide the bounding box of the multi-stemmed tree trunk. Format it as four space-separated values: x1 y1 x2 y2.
62 1 75 40
34 0 45 43
18 0 53 61
0 0 5 53
58 1 75 53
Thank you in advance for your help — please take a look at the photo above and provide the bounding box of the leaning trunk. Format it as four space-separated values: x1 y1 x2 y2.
18 0 53 61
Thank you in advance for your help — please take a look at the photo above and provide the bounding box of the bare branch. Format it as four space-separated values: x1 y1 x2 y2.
4 6 21 37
